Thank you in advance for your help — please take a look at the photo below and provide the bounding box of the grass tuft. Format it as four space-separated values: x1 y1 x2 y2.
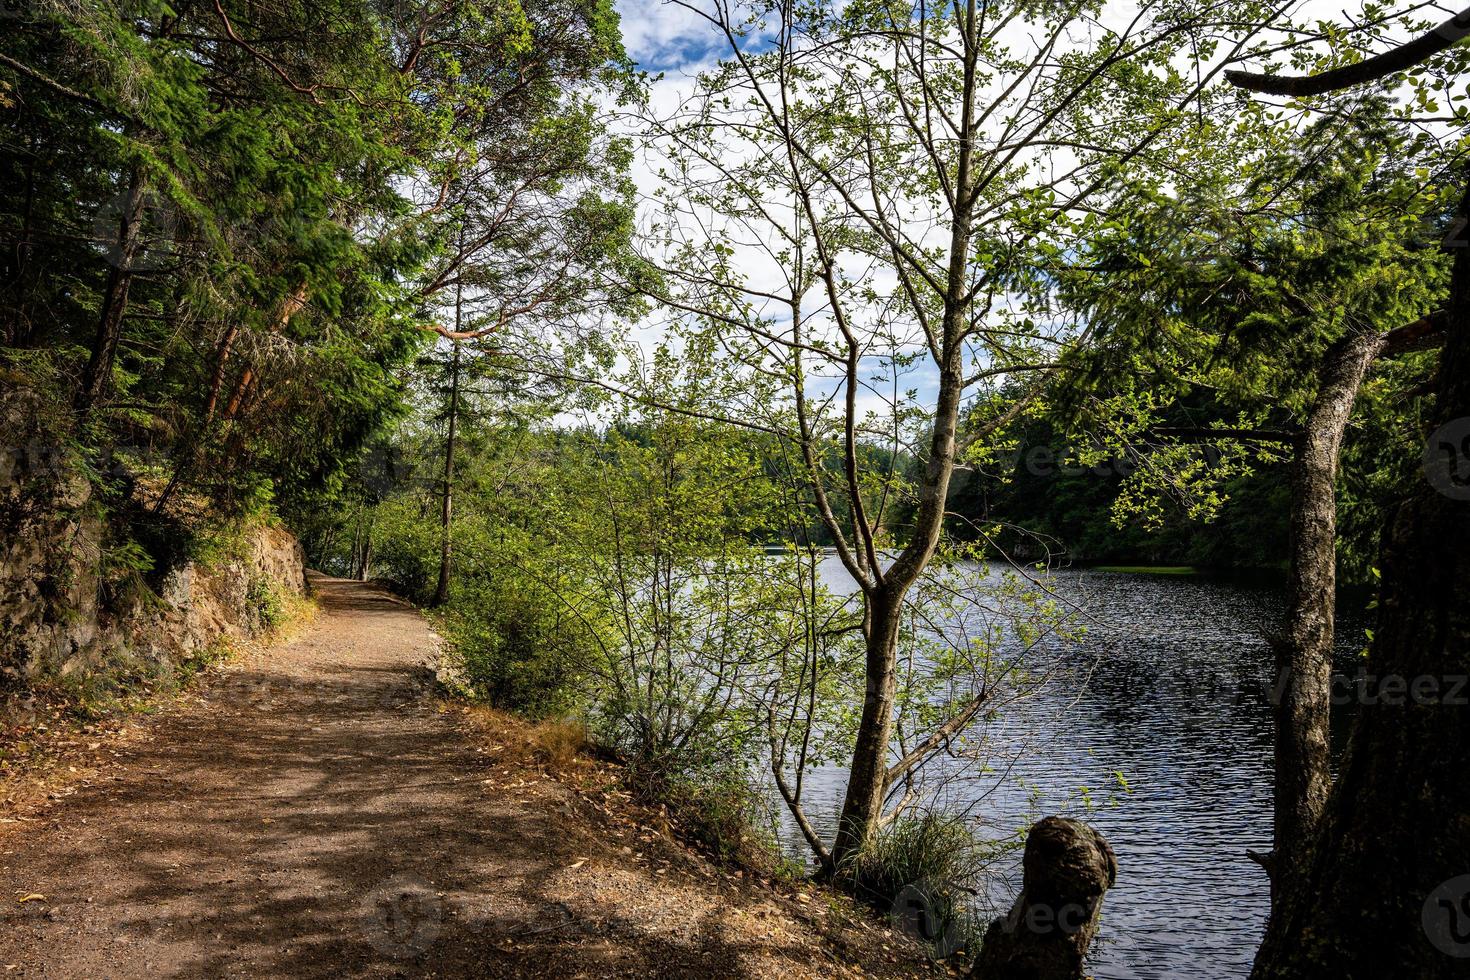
841 813 995 961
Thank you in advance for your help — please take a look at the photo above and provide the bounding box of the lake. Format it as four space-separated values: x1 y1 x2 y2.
779 561 1369 980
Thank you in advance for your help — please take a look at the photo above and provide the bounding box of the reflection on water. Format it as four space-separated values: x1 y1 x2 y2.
782 562 1367 980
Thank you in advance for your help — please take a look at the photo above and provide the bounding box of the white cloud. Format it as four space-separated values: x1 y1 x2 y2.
616 0 718 72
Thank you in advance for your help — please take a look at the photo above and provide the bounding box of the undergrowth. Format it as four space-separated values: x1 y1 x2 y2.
841 813 1002 961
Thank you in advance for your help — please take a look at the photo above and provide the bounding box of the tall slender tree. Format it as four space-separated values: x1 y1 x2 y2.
1056 115 1454 897
641 0 1295 866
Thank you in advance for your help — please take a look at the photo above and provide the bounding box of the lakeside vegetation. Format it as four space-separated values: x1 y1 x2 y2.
3 1 1469 976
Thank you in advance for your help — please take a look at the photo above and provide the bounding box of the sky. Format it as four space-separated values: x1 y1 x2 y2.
605 1 1449 427
613 0 1405 72
615 0 722 73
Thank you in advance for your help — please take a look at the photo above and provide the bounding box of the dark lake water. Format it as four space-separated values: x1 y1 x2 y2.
779 561 1369 980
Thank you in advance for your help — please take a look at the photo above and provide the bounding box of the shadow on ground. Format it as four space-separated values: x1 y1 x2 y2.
0 578 859 979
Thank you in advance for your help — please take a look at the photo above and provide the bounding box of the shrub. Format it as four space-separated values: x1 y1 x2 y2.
360 499 441 600
245 575 285 632
443 553 601 718
623 753 778 870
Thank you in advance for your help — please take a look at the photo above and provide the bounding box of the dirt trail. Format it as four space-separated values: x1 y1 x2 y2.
1 576 939 979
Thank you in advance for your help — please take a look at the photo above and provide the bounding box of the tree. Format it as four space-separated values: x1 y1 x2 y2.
639 0 1295 868
1222 8 1470 975
0 0 635 585
431 333 462 607
1055 107 1453 897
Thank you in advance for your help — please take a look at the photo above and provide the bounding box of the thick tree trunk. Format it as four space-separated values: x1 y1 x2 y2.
1251 184 1470 978
1268 329 1388 892
431 340 460 608
972 817 1117 980
78 170 145 411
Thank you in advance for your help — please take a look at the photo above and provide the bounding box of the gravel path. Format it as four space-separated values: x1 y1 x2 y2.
0 576 943 979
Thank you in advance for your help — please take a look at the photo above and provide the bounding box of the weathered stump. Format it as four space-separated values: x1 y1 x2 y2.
971 816 1117 980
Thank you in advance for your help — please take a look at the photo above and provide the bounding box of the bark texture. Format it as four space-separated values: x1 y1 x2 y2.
78 170 145 411
431 340 460 608
972 817 1117 980
832 585 904 863
1271 329 1388 889
1226 6 1470 97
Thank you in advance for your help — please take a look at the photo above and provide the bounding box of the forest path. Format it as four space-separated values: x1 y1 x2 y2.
0 576 932 979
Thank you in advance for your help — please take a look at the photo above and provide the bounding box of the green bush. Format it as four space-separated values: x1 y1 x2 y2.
361 498 442 600
245 575 284 632
443 552 601 718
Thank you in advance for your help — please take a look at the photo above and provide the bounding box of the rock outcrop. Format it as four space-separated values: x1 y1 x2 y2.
1 392 305 695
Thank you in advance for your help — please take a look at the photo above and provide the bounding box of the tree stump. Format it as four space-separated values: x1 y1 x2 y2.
972 816 1117 980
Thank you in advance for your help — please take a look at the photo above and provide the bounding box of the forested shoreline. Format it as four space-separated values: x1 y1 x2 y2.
4 2 1470 977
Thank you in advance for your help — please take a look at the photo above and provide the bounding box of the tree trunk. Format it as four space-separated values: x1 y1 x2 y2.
221 284 309 421
830 361 967 868
6 134 38 347
359 516 373 582
1251 183 1470 978
354 507 375 582
831 585 904 866
824 6 979 868
78 169 145 411
1268 328 1388 893
972 817 1117 980
203 323 240 421
431 338 461 608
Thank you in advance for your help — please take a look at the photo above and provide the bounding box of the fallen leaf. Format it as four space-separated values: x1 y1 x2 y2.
566 859 587 870
17 894 45 904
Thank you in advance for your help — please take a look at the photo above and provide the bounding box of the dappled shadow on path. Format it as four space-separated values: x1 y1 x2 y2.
0 578 825 979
